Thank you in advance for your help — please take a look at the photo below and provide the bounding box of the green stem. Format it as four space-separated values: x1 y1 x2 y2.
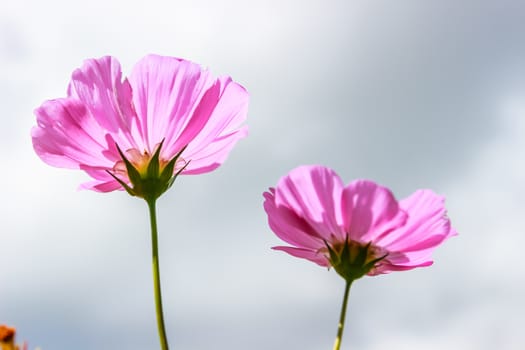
332 280 353 350
147 199 170 350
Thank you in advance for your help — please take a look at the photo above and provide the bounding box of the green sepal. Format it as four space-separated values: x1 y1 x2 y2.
166 159 190 191
363 252 388 272
327 238 387 283
105 170 136 196
109 141 190 201
147 139 164 179
159 145 187 185
325 239 340 265
353 241 371 267
115 143 142 185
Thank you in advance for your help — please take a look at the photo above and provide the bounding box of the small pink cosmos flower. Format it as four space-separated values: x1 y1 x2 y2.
32 54 248 194
263 165 456 279
263 165 456 350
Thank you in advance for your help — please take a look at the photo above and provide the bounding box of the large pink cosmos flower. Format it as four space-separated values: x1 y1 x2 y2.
32 54 248 193
31 54 248 349
263 165 456 278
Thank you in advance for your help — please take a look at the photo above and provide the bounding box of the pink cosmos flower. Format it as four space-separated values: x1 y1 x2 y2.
31 55 249 348
32 54 248 193
263 165 456 279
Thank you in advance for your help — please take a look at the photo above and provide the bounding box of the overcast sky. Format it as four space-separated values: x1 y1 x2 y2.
1 1 524 349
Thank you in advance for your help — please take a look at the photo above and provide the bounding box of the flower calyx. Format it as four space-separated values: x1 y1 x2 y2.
107 140 189 201
325 237 388 282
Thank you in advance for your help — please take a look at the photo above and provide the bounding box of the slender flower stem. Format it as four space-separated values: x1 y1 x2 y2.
332 280 353 350
147 199 170 350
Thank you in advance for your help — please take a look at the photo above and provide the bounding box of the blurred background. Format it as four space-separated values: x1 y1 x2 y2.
1 0 524 349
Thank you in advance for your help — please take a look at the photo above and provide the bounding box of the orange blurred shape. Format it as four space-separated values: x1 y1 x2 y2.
0 325 27 350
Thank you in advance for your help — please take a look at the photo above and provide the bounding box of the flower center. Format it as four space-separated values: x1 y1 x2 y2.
112 148 186 178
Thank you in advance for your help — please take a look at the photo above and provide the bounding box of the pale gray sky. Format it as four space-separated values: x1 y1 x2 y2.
1 1 524 349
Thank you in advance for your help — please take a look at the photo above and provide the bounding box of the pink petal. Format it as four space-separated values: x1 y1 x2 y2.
32 99 112 169
383 249 436 268
263 189 325 250
77 165 125 192
341 180 407 243
128 54 216 156
181 125 248 174
182 77 249 174
79 179 123 192
369 258 433 275
68 56 141 151
272 246 329 267
379 190 456 252
274 165 346 241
